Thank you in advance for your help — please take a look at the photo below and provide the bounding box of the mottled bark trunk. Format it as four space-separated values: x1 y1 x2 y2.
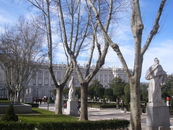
79 83 88 121
129 77 141 130
16 91 20 102
9 91 14 102
55 87 63 114
21 89 25 102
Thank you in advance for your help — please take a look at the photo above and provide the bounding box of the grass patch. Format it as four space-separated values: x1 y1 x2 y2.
31 108 55 114
18 108 78 123
0 100 11 103
19 115 77 123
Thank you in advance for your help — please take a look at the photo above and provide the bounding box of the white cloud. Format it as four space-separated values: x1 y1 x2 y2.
1 0 172 84
0 27 5 33
142 40 173 82
106 38 173 83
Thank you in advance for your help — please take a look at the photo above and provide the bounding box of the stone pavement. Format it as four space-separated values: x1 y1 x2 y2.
39 104 173 130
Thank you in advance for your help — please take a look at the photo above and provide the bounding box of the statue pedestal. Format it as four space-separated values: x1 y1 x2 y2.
146 103 170 130
66 100 79 116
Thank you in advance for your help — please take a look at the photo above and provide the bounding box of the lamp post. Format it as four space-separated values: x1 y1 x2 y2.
0 88 2 98
37 88 38 99
47 90 51 110
171 82 173 106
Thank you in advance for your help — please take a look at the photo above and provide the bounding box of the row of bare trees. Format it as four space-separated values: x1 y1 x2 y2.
0 17 45 102
0 0 167 129
26 0 130 121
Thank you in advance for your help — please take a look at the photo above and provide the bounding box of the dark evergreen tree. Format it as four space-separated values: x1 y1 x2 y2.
1 104 18 122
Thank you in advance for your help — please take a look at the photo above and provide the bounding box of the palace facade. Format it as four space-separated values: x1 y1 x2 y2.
0 64 131 102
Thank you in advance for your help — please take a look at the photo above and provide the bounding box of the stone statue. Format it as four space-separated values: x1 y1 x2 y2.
67 76 78 116
145 58 167 104
68 76 76 100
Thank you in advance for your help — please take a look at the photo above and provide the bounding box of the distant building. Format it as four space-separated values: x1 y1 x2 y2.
112 68 129 83
0 64 131 102
0 67 6 98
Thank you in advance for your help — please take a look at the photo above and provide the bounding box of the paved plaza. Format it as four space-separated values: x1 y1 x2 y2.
39 103 173 130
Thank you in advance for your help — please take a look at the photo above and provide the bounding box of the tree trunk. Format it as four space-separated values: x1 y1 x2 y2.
129 77 141 130
22 89 25 102
21 88 25 102
11 92 14 102
79 83 88 121
55 87 63 114
8 91 13 102
16 91 20 102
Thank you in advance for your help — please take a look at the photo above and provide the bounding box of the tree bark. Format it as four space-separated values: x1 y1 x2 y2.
79 83 88 121
129 77 141 130
21 88 25 103
55 87 63 114
16 91 20 102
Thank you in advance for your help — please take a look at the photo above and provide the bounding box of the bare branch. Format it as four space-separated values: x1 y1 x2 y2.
28 0 48 16
57 0 69 52
141 0 166 55
87 0 131 78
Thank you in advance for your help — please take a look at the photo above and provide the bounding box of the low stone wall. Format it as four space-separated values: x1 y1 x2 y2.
0 103 32 114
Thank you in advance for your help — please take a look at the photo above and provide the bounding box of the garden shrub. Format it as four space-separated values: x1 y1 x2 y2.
141 108 146 113
1 104 18 122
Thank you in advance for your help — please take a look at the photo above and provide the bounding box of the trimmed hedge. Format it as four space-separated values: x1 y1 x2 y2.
0 119 129 130
25 103 39 108
0 98 8 100
100 104 116 108
88 102 117 108
0 122 35 130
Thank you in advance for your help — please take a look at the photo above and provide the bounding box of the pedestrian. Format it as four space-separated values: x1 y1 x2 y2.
77 102 80 113
63 102 67 108
121 100 124 110
116 98 119 109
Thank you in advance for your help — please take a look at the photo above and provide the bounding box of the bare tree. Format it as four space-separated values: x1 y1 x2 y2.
57 0 128 120
56 0 92 119
0 17 45 102
88 0 167 129
27 0 74 114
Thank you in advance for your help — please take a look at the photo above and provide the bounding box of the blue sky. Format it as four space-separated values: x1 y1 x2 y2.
0 0 173 82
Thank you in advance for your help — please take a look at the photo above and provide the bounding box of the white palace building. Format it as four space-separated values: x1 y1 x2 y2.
0 64 131 102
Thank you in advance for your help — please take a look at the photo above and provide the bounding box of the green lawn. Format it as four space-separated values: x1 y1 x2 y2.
18 108 78 123
31 108 56 115
0 99 11 103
